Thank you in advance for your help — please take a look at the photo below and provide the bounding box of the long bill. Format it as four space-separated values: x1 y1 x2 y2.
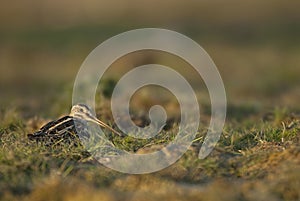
88 116 122 136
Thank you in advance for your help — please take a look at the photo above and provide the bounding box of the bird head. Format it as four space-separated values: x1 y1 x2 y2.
70 103 95 119
70 103 122 136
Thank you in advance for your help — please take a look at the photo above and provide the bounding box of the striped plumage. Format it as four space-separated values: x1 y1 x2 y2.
28 104 121 145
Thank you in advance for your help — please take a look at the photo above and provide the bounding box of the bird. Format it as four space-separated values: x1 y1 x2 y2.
28 103 122 146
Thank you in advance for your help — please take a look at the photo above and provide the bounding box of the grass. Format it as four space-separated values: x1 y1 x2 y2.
0 104 299 200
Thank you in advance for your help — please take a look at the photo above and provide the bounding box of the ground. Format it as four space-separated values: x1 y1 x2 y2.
0 98 299 201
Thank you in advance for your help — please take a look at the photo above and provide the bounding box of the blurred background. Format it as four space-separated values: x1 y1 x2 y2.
0 0 299 118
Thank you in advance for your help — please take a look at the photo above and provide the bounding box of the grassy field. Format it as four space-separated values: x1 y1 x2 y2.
1 101 299 200
1 1 300 200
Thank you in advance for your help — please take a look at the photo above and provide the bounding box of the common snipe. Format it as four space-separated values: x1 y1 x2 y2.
28 104 122 145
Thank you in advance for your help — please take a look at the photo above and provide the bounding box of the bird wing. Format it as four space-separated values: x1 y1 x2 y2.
28 115 75 138
39 116 72 132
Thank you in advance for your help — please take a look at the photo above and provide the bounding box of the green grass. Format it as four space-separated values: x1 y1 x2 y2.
0 105 299 201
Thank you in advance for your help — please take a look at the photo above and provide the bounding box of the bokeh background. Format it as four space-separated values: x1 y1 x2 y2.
0 0 299 116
